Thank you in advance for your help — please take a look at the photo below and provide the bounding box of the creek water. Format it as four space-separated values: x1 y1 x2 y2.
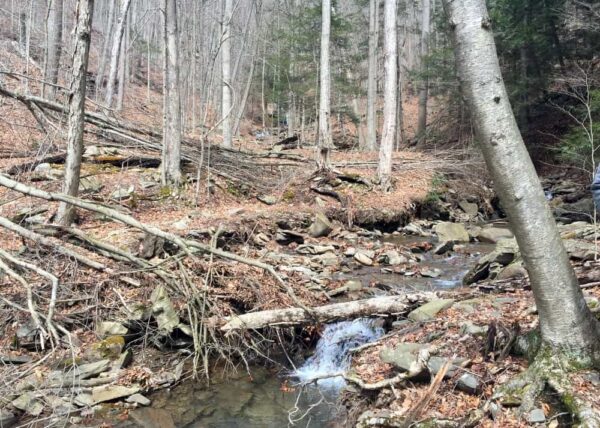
120 238 493 427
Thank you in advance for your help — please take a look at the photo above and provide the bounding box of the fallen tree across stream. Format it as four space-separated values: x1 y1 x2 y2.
220 294 433 331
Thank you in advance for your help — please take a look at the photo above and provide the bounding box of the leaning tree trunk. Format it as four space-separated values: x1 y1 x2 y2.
377 0 398 191
317 0 333 170
416 0 430 140
43 0 63 100
443 0 600 363
161 0 182 186
366 0 379 152
56 0 93 226
104 0 132 109
221 0 233 148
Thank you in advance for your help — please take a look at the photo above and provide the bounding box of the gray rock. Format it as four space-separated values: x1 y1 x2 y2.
433 241 454 255
297 244 335 255
433 222 469 243
317 253 339 267
345 247 357 256
33 162 52 174
252 232 270 246
150 286 180 334
74 359 111 380
403 223 431 237
379 250 407 265
126 393 151 406
458 200 479 217
354 252 373 266
463 238 520 285
408 299 455 322
380 343 427 372
129 408 176 428
75 384 141 406
420 267 442 278
477 227 514 244
0 409 16 428
97 321 128 337
111 186 134 201
457 373 480 394
84 145 101 157
563 239 597 261
460 321 488 336
308 212 333 238
79 177 103 194
12 392 44 416
426 356 463 378
497 262 528 280
527 408 546 424
257 194 277 205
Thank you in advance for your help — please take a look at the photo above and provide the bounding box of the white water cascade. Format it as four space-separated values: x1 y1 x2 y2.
292 319 384 388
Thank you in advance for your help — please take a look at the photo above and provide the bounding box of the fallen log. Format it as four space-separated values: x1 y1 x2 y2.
221 294 432 331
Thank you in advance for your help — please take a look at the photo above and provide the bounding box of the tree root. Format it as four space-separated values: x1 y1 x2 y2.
494 345 600 427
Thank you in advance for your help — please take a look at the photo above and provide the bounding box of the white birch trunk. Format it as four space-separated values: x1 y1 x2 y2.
43 0 63 100
104 0 132 108
161 0 182 186
221 0 233 148
443 0 600 361
366 0 379 152
56 0 93 226
377 0 397 191
317 0 333 170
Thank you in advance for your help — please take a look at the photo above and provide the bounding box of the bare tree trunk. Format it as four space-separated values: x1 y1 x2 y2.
317 0 333 170
161 0 182 186
95 0 116 99
443 0 600 362
417 0 430 140
104 0 132 108
377 0 397 191
56 0 94 226
221 0 233 148
366 0 379 151
43 0 63 100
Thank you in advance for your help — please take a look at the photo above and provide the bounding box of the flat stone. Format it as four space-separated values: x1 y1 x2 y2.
297 244 335 255
457 373 480 394
421 267 442 278
460 321 488 336
111 186 134 201
129 408 176 428
150 285 180 334
408 299 455 322
76 384 140 406
527 408 546 424
477 227 514 244
126 393 151 406
74 359 111 380
354 252 373 266
12 392 44 416
79 177 103 194
380 343 427 372
97 321 128 337
433 222 469 243
459 200 479 217
426 356 463 378
257 195 277 205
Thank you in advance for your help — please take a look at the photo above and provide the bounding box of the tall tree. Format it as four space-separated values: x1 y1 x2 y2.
366 0 379 151
56 0 94 226
162 0 182 186
221 0 233 148
377 0 397 191
43 0 63 100
104 0 132 109
443 0 600 390
317 0 333 170
416 0 430 139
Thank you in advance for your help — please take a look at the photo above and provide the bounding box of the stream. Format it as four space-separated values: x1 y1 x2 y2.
120 237 493 428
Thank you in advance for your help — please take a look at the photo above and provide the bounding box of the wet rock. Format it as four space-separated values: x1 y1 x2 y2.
257 195 277 205
150 285 180 334
421 267 442 278
111 186 135 201
308 212 333 238
129 408 176 428
126 393 151 406
297 244 335 255
380 343 428 372
458 200 479 217
75 384 141 406
354 252 373 266
0 409 16 427
457 373 481 394
463 238 519 285
477 227 514 244
433 222 469 243
97 321 128 337
527 408 546 424
12 392 44 416
433 240 454 255
408 299 455 322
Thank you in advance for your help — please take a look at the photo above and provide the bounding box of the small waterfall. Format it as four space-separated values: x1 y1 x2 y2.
292 319 384 388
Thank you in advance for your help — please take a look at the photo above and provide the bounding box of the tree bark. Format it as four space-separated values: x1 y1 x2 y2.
56 0 93 226
417 0 430 139
221 0 233 148
317 0 333 170
377 0 398 191
104 0 132 109
366 0 379 151
443 0 600 363
43 0 63 100
161 0 182 186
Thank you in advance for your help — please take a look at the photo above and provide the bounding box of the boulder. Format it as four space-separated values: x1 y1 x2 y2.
477 227 514 244
408 299 455 322
0 409 16 428
97 321 128 337
463 238 520 285
458 200 479 217
12 392 44 416
79 177 103 194
354 252 373 266
308 212 333 238
380 343 428 372
553 198 594 223
497 262 528 280
111 186 134 201
457 373 481 394
433 241 454 255
433 222 469 243
527 408 546 424
403 222 431 237
563 239 596 261
150 286 180 334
